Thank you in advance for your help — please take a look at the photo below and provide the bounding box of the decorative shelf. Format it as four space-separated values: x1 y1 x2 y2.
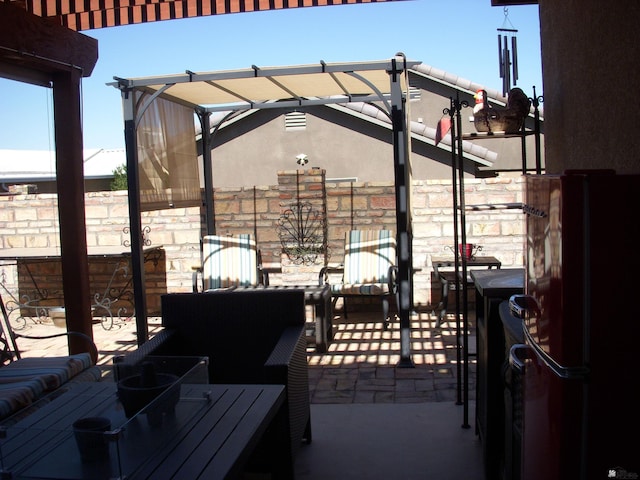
462 131 536 140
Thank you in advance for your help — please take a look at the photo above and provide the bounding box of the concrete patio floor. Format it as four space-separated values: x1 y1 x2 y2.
11 306 484 479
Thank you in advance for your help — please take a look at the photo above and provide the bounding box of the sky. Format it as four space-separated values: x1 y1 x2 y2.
0 0 542 151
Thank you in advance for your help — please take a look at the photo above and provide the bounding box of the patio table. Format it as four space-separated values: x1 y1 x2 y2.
431 256 501 325
0 381 288 479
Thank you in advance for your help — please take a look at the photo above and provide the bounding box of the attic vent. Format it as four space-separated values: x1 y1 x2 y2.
285 111 306 131
408 86 421 102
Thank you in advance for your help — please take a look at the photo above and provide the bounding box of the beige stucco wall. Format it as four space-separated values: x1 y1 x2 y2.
539 1 640 174
204 70 544 189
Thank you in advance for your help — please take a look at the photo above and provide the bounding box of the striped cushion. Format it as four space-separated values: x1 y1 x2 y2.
0 379 47 419
0 353 94 391
0 353 97 420
202 234 258 290
343 230 396 285
331 282 390 296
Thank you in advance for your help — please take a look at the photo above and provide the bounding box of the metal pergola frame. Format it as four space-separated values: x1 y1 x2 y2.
111 54 420 367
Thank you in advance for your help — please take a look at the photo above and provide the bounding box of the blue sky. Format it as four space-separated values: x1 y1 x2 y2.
0 0 542 151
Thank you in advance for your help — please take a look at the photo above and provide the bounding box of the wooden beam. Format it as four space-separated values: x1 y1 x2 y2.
0 3 98 85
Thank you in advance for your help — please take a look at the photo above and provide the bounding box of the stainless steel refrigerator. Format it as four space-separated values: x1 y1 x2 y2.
510 171 640 480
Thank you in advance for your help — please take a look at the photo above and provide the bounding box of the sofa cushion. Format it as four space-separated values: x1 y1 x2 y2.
0 353 94 391
0 353 98 421
0 378 47 420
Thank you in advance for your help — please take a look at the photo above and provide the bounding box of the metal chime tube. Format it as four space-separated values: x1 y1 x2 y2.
512 35 519 83
497 6 519 96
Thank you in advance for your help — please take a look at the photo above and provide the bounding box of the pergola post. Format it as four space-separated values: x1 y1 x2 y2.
390 58 415 368
52 68 94 354
121 88 148 345
198 111 215 235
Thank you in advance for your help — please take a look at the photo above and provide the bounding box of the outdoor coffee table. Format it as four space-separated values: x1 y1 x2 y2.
0 381 288 479
238 284 333 352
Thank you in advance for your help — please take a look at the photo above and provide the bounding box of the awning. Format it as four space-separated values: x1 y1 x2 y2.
8 0 399 31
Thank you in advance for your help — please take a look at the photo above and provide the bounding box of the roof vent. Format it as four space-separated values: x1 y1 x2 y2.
285 111 306 131
409 86 421 101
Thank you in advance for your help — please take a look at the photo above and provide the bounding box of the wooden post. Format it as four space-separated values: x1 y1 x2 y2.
52 69 94 356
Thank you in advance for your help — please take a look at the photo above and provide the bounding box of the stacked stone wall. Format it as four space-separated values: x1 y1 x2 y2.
0 174 524 310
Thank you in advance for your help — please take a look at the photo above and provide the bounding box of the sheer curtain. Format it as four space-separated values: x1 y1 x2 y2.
136 94 201 211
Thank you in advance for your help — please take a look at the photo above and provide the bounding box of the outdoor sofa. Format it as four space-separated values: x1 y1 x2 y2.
114 289 312 475
0 328 102 422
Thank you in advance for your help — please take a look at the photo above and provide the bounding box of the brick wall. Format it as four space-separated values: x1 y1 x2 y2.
0 173 524 311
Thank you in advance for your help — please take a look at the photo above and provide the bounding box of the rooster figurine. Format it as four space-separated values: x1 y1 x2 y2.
473 87 531 134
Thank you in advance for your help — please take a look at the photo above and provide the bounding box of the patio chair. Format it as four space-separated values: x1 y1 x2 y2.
113 289 311 476
320 230 398 330
192 234 268 292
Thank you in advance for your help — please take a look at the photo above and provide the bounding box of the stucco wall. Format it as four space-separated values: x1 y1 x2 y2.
539 0 640 174
205 69 544 189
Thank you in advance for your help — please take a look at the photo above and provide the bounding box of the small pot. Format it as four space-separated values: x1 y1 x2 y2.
458 243 474 260
73 416 111 462
117 372 180 419
49 307 66 328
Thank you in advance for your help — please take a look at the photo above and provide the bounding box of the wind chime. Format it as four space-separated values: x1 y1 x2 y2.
498 7 519 96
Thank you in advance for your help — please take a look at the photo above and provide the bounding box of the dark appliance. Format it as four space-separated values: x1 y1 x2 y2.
510 171 640 480
472 268 524 480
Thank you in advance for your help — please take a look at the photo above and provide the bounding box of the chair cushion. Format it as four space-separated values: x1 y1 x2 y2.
202 234 258 290
332 283 390 296
343 230 396 285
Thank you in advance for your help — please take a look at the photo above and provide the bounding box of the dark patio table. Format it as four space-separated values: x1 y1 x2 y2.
0 381 288 479
431 256 502 325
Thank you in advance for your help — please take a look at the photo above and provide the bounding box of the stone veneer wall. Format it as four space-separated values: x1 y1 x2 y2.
0 173 524 309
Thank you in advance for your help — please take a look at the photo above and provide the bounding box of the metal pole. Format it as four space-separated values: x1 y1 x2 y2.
199 111 215 235
121 88 148 346
455 94 471 429
532 86 543 174
445 98 463 405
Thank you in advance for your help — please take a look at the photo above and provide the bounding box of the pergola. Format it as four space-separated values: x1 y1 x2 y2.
111 55 420 366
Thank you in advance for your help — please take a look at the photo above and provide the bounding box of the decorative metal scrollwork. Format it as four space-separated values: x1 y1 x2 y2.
123 226 152 247
277 202 327 265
